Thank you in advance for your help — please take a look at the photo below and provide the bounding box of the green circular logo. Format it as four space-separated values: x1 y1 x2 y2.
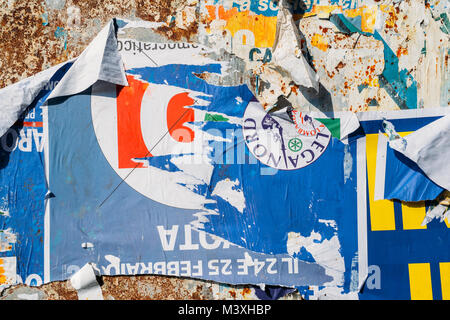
288 137 303 152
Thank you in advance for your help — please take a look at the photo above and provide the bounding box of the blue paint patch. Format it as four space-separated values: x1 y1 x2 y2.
115 18 128 29
54 27 68 50
41 12 49 26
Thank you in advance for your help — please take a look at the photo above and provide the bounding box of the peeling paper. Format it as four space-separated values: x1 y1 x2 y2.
0 229 16 252
306 111 360 142
0 61 71 138
355 109 450 300
37 24 361 292
0 18 128 138
374 132 444 202
47 19 128 100
70 263 103 300
421 191 450 226
421 204 449 226
271 0 319 91
384 114 450 191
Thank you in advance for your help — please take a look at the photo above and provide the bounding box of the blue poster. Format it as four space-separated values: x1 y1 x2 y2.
355 114 450 300
0 62 71 286
45 54 360 294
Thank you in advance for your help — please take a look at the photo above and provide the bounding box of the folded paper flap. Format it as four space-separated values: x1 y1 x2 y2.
0 19 128 139
0 62 68 137
70 263 99 290
399 114 450 190
271 0 319 91
47 19 128 101
70 263 103 300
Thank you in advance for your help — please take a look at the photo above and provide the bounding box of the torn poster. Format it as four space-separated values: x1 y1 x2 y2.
374 133 444 202
0 257 16 287
43 25 361 294
0 19 128 287
298 108 450 300
354 109 450 300
0 61 72 287
0 14 448 301
70 263 103 300
384 114 450 191
6 17 368 292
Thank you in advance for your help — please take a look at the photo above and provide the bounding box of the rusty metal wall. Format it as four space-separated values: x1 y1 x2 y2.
0 0 448 299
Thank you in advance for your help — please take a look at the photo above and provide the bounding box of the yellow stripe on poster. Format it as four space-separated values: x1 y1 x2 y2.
366 133 396 231
439 262 450 300
408 263 433 300
402 202 427 230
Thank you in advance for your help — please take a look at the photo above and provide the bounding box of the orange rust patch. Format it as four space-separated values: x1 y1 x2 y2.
154 21 199 42
135 0 178 22
396 46 408 57
241 287 252 297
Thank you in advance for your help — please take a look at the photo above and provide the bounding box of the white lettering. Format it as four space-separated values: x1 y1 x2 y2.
157 225 179 251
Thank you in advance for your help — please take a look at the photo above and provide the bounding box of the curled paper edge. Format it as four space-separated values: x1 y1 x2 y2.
70 263 104 300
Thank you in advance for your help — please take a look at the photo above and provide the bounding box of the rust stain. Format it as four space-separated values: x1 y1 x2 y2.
135 0 179 23
99 275 216 300
154 20 199 42
396 46 408 57
335 61 346 72
0 1 60 88
241 287 251 298
229 290 237 299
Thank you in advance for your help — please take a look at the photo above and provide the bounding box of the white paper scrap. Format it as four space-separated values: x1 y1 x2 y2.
70 263 104 300
421 204 449 226
271 0 319 91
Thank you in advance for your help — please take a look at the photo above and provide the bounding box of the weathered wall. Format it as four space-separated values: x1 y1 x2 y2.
1 274 303 300
0 0 448 299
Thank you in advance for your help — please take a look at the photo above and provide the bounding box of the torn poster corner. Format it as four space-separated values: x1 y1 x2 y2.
47 19 128 101
70 263 103 300
382 119 407 151
383 115 450 191
373 130 444 202
0 19 128 140
421 204 449 226
422 191 450 226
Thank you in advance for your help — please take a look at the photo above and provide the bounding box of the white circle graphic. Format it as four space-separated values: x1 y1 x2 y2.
242 102 331 170
90 80 214 209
